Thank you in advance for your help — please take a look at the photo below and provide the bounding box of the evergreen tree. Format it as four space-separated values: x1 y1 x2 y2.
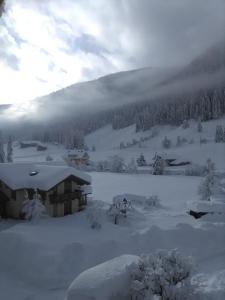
162 136 171 149
215 125 224 143
0 131 5 163
152 156 164 175
7 136 13 162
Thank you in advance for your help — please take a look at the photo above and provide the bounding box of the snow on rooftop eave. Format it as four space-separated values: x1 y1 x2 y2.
0 163 91 192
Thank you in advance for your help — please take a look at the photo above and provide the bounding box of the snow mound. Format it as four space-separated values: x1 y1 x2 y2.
65 254 140 300
113 193 161 209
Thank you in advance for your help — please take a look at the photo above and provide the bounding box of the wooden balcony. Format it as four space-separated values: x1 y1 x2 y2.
49 191 82 204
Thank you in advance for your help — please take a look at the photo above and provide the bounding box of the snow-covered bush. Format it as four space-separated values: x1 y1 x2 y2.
182 119 190 129
126 158 138 173
185 164 205 177
144 196 161 209
137 154 147 167
108 197 132 225
162 136 171 149
200 137 207 145
198 174 215 201
46 154 53 161
132 195 161 210
109 155 125 173
21 189 47 221
129 249 194 300
96 160 111 172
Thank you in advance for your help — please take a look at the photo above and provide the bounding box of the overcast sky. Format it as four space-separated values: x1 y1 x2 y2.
0 0 225 104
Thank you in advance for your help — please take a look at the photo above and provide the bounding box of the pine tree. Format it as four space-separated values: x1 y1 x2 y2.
7 136 13 162
162 136 171 149
215 125 223 143
0 131 5 163
152 156 164 175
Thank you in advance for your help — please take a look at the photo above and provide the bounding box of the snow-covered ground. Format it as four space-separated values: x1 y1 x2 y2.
0 171 225 299
0 118 225 299
86 118 225 171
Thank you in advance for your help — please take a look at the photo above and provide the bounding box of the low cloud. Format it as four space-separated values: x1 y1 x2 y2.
0 0 224 104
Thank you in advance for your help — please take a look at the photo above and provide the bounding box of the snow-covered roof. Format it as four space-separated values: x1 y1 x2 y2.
0 163 91 191
67 149 86 159
157 153 180 160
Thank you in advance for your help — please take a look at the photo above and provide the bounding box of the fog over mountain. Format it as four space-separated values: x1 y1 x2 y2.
1 37 224 127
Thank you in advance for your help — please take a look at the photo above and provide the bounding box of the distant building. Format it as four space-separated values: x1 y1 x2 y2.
20 141 37 148
153 153 190 167
36 143 47 151
0 163 91 219
67 149 90 166
20 141 48 151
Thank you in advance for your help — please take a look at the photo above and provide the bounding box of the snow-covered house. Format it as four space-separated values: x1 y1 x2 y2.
0 163 91 219
66 149 90 166
153 153 190 167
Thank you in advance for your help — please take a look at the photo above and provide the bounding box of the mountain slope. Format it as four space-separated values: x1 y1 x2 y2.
2 39 225 125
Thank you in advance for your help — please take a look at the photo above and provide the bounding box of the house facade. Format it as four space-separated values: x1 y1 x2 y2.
66 149 90 166
0 163 91 219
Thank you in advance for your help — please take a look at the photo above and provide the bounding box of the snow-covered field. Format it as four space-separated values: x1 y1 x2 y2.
0 118 225 299
0 171 225 300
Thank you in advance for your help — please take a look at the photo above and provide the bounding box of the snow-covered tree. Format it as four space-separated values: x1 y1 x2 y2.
83 151 90 164
108 155 125 173
215 125 224 143
162 136 171 149
130 249 193 300
46 154 53 162
7 136 13 162
204 158 215 175
0 131 5 163
136 154 146 167
126 158 137 173
108 197 132 225
200 137 207 145
182 119 190 129
152 156 164 175
176 136 182 147
21 189 47 221
197 119 203 132
198 173 215 201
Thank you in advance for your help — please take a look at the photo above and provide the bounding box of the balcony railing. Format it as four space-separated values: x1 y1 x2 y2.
49 191 82 204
